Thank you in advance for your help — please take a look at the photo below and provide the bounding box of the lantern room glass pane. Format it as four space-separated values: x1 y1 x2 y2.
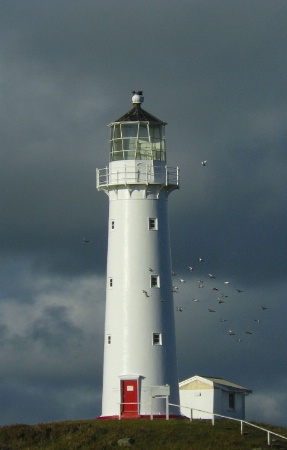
121 124 138 137
109 123 166 162
139 125 149 137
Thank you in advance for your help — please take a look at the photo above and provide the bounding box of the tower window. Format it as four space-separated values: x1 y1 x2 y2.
149 218 158 230
151 275 160 288
110 220 115 230
107 335 111 345
153 333 162 345
109 277 113 288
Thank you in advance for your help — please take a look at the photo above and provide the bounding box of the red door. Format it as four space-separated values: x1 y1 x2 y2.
122 380 138 416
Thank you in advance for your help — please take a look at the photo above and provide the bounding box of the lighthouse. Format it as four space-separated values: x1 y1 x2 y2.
96 91 180 418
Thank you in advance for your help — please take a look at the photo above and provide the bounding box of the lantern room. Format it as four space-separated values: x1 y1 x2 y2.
109 91 166 162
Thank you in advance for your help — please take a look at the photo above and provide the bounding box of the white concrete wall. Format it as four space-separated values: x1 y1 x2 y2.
101 160 179 417
180 387 246 420
180 389 214 419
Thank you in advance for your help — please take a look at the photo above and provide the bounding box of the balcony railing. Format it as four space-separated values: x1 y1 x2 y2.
96 165 179 190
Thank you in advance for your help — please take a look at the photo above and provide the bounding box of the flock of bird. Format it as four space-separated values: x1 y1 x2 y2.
172 256 269 344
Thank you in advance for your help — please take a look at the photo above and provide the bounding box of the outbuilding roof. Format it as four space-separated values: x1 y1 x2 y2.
179 375 252 394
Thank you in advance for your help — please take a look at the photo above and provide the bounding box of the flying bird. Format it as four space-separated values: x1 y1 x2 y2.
201 160 207 166
83 237 90 243
229 330 236 336
171 271 177 276
209 273 216 278
236 289 243 293
188 266 194 272
212 287 219 291
261 306 268 310
176 307 184 312
193 298 200 302
198 257 204 263
148 267 153 272
224 281 230 285
208 308 215 313
220 318 227 322
179 278 185 283
245 331 253 335
142 290 150 297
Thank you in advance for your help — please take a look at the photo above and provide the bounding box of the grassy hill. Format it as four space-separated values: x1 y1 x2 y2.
0 418 287 450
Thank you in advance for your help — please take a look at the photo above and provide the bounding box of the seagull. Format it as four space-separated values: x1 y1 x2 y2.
197 280 204 283
193 298 200 302
201 160 207 166
198 257 204 263
198 284 204 288
245 331 253 335
220 318 227 322
254 319 261 323
237 338 243 343
224 281 230 285
212 287 219 291
83 237 90 243
236 289 243 293
171 271 177 276
142 290 150 298
179 278 185 283
209 273 216 278
176 307 184 312
229 330 236 336
172 287 179 293
208 308 215 313
188 266 194 272
218 299 225 304
261 306 268 310
148 267 153 272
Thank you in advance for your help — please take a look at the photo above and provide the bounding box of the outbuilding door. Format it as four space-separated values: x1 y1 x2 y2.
121 380 138 416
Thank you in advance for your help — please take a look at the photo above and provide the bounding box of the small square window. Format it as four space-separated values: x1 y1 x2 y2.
107 335 111 345
109 277 113 288
149 218 158 230
153 333 162 345
151 275 160 288
110 220 115 230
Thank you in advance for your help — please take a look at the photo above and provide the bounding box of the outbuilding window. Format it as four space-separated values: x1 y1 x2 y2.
228 393 235 410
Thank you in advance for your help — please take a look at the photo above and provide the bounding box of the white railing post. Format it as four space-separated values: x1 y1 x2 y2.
212 414 215 426
166 396 169 420
267 431 271 446
190 408 193 422
241 420 244 435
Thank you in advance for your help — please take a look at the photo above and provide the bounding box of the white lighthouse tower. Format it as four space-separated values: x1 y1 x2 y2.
97 91 180 419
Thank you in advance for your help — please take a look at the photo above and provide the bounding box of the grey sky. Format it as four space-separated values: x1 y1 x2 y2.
0 0 287 426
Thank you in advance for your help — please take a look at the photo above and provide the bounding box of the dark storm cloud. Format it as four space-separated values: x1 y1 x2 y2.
0 0 287 426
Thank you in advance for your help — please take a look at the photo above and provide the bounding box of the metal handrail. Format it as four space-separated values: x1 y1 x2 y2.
96 165 179 189
170 403 287 446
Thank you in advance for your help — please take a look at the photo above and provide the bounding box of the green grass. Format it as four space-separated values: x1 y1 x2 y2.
0 418 286 450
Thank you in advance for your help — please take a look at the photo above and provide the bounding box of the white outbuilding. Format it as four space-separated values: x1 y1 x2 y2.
179 375 252 420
